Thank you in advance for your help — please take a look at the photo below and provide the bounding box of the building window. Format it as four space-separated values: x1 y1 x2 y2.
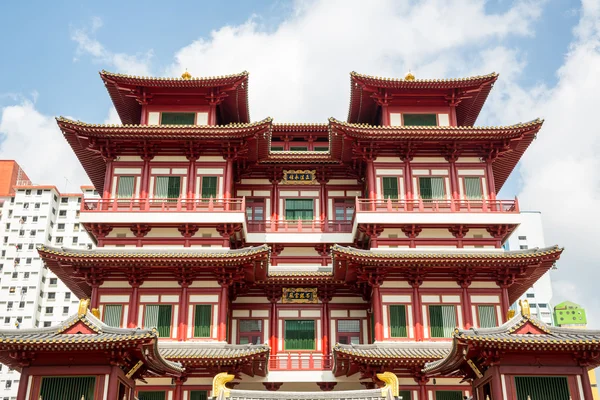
144 305 172 338
40 377 96 400
464 177 483 199
514 377 570 399
51 208 56 215
429 305 456 338
285 199 314 220
32 216 38 222
18 302 24 309
238 319 262 344
30 229 36 236
284 320 315 350
201 176 218 199
57 223 65 231
193 305 212 338
25 258 31 264
61 197 68 204
58 210 67 217
160 112 195 125
399 391 412 400
28 244 34 250
55 237 63 244
434 390 463 400
53 194 58 202
271 146 284 152
45 307 53 314
337 319 361 344
289 146 308 151
103 305 123 327
388 305 409 338
189 391 208 400
49 278 57 286
9 287 15 294
74 223 80 231
518 235 527 240
65 293 71 300
36 189 42 195
526 293 535 298
5 381 11 389
520 245 529 250
403 113 437 126
245 199 265 221
477 305 497 328
382 177 399 199
155 176 181 200
24 272 29 279
138 391 167 400
333 199 354 221
7 301 13 310
25 190 31 195
11 272 17 279
419 177 445 200
3 317 9 323
47 292 56 300
23 203 29 209
43 321 51 327
116 176 135 198
63 306 69 314
314 146 329 152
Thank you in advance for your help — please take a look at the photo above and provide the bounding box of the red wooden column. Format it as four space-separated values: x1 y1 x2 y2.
496 271 513 323
448 157 459 201
140 153 154 209
581 368 595 400
485 158 497 200
319 288 333 359
410 277 424 341
90 282 101 309
224 157 234 199
185 152 199 201
491 366 503 400
217 279 231 342
458 274 473 329
403 156 414 201
178 282 189 341
128 280 141 328
414 374 429 400
370 280 384 342
173 377 186 400
270 172 281 230
15 368 29 400
102 158 114 200
366 159 376 202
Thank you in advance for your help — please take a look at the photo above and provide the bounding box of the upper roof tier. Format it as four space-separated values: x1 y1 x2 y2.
348 71 499 126
99 70 250 125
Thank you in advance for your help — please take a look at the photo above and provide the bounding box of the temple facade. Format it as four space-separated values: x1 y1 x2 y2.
1 68 598 400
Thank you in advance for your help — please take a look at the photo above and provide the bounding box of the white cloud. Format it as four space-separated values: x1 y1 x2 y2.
71 17 153 76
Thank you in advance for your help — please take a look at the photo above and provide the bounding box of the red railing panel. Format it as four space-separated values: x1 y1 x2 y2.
355 198 519 213
81 198 245 213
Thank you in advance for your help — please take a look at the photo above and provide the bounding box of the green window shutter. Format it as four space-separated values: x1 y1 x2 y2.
420 177 444 199
138 391 167 400
285 199 314 220
194 304 212 338
478 305 497 328
389 305 408 337
167 176 181 199
403 114 437 126
514 376 570 400
314 146 329 152
429 305 456 338
284 320 315 350
464 177 482 199
201 176 218 199
382 177 399 199
157 305 172 338
271 146 284 151
161 112 195 125
190 391 208 400
103 305 122 327
435 390 463 400
116 176 134 198
290 146 308 151
155 177 169 199
40 376 96 400
399 390 412 400
144 305 160 330
419 177 432 200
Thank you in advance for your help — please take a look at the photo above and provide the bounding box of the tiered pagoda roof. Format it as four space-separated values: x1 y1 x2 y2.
348 71 499 126
100 70 250 125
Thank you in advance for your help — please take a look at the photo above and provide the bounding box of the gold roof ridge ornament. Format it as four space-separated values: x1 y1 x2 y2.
181 69 192 80
519 299 531 317
404 70 415 81
78 299 90 317
376 371 399 397
212 372 235 399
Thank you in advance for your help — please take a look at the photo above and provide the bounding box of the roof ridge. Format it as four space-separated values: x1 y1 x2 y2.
350 71 499 83
329 117 544 130
56 116 273 129
100 69 249 81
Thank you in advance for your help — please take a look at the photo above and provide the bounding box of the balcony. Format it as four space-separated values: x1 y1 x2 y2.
269 353 332 370
80 197 246 225
355 197 521 226
244 218 356 244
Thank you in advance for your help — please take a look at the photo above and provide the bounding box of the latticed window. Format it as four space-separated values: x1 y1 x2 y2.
193 305 212 338
285 199 314 220
403 113 437 126
419 177 445 200
190 391 208 400
514 376 570 400
399 390 412 400
116 176 134 198
103 304 122 328
389 305 408 338
201 176 218 199
284 320 315 350
477 305 497 328
435 390 463 400
144 305 172 338
138 391 167 400
337 319 361 344
464 177 483 199
160 112 195 125
238 319 262 344
382 177 399 199
40 376 96 400
155 176 181 199
429 305 456 338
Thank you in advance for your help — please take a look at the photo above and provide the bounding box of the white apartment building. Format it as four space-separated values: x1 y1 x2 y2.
506 211 555 324
0 185 97 399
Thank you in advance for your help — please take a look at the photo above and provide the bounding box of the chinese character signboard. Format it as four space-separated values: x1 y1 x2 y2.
282 288 318 304
282 170 316 185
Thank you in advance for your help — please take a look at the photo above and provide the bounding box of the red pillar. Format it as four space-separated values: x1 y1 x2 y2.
173 377 186 400
581 367 594 400
404 159 413 200
218 284 229 341
102 159 113 200
322 299 330 357
128 284 139 328
491 367 503 400
500 285 510 323
449 159 459 201
224 158 233 199
140 157 152 210
16 369 29 400
416 377 428 400
187 158 196 200
372 284 383 342
486 159 496 200
319 180 327 224
412 283 424 341
461 284 473 329
271 179 279 229
270 298 278 357
366 159 376 201
178 284 189 341
90 284 100 309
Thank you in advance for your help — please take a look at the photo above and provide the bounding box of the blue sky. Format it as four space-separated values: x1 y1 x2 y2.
1 0 600 323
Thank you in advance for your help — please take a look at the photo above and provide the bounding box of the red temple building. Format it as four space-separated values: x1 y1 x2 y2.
1 68 599 400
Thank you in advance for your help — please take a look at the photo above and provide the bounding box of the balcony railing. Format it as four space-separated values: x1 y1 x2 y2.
356 197 519 213
81 197 245 212
269 353 332 370
246 219 353 233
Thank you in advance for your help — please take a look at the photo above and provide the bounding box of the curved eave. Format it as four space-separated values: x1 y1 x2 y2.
100 70 250 125
56 117 272 193
273 123 329 133
348 72 498 126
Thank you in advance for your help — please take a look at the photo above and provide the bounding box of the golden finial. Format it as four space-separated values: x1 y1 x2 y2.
78 299 90 317
507 309 516 320
376 371 399 397
91 308 100 319
519 299 531 318
404 70 415 81
181 69 192 80
212 372 235 398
